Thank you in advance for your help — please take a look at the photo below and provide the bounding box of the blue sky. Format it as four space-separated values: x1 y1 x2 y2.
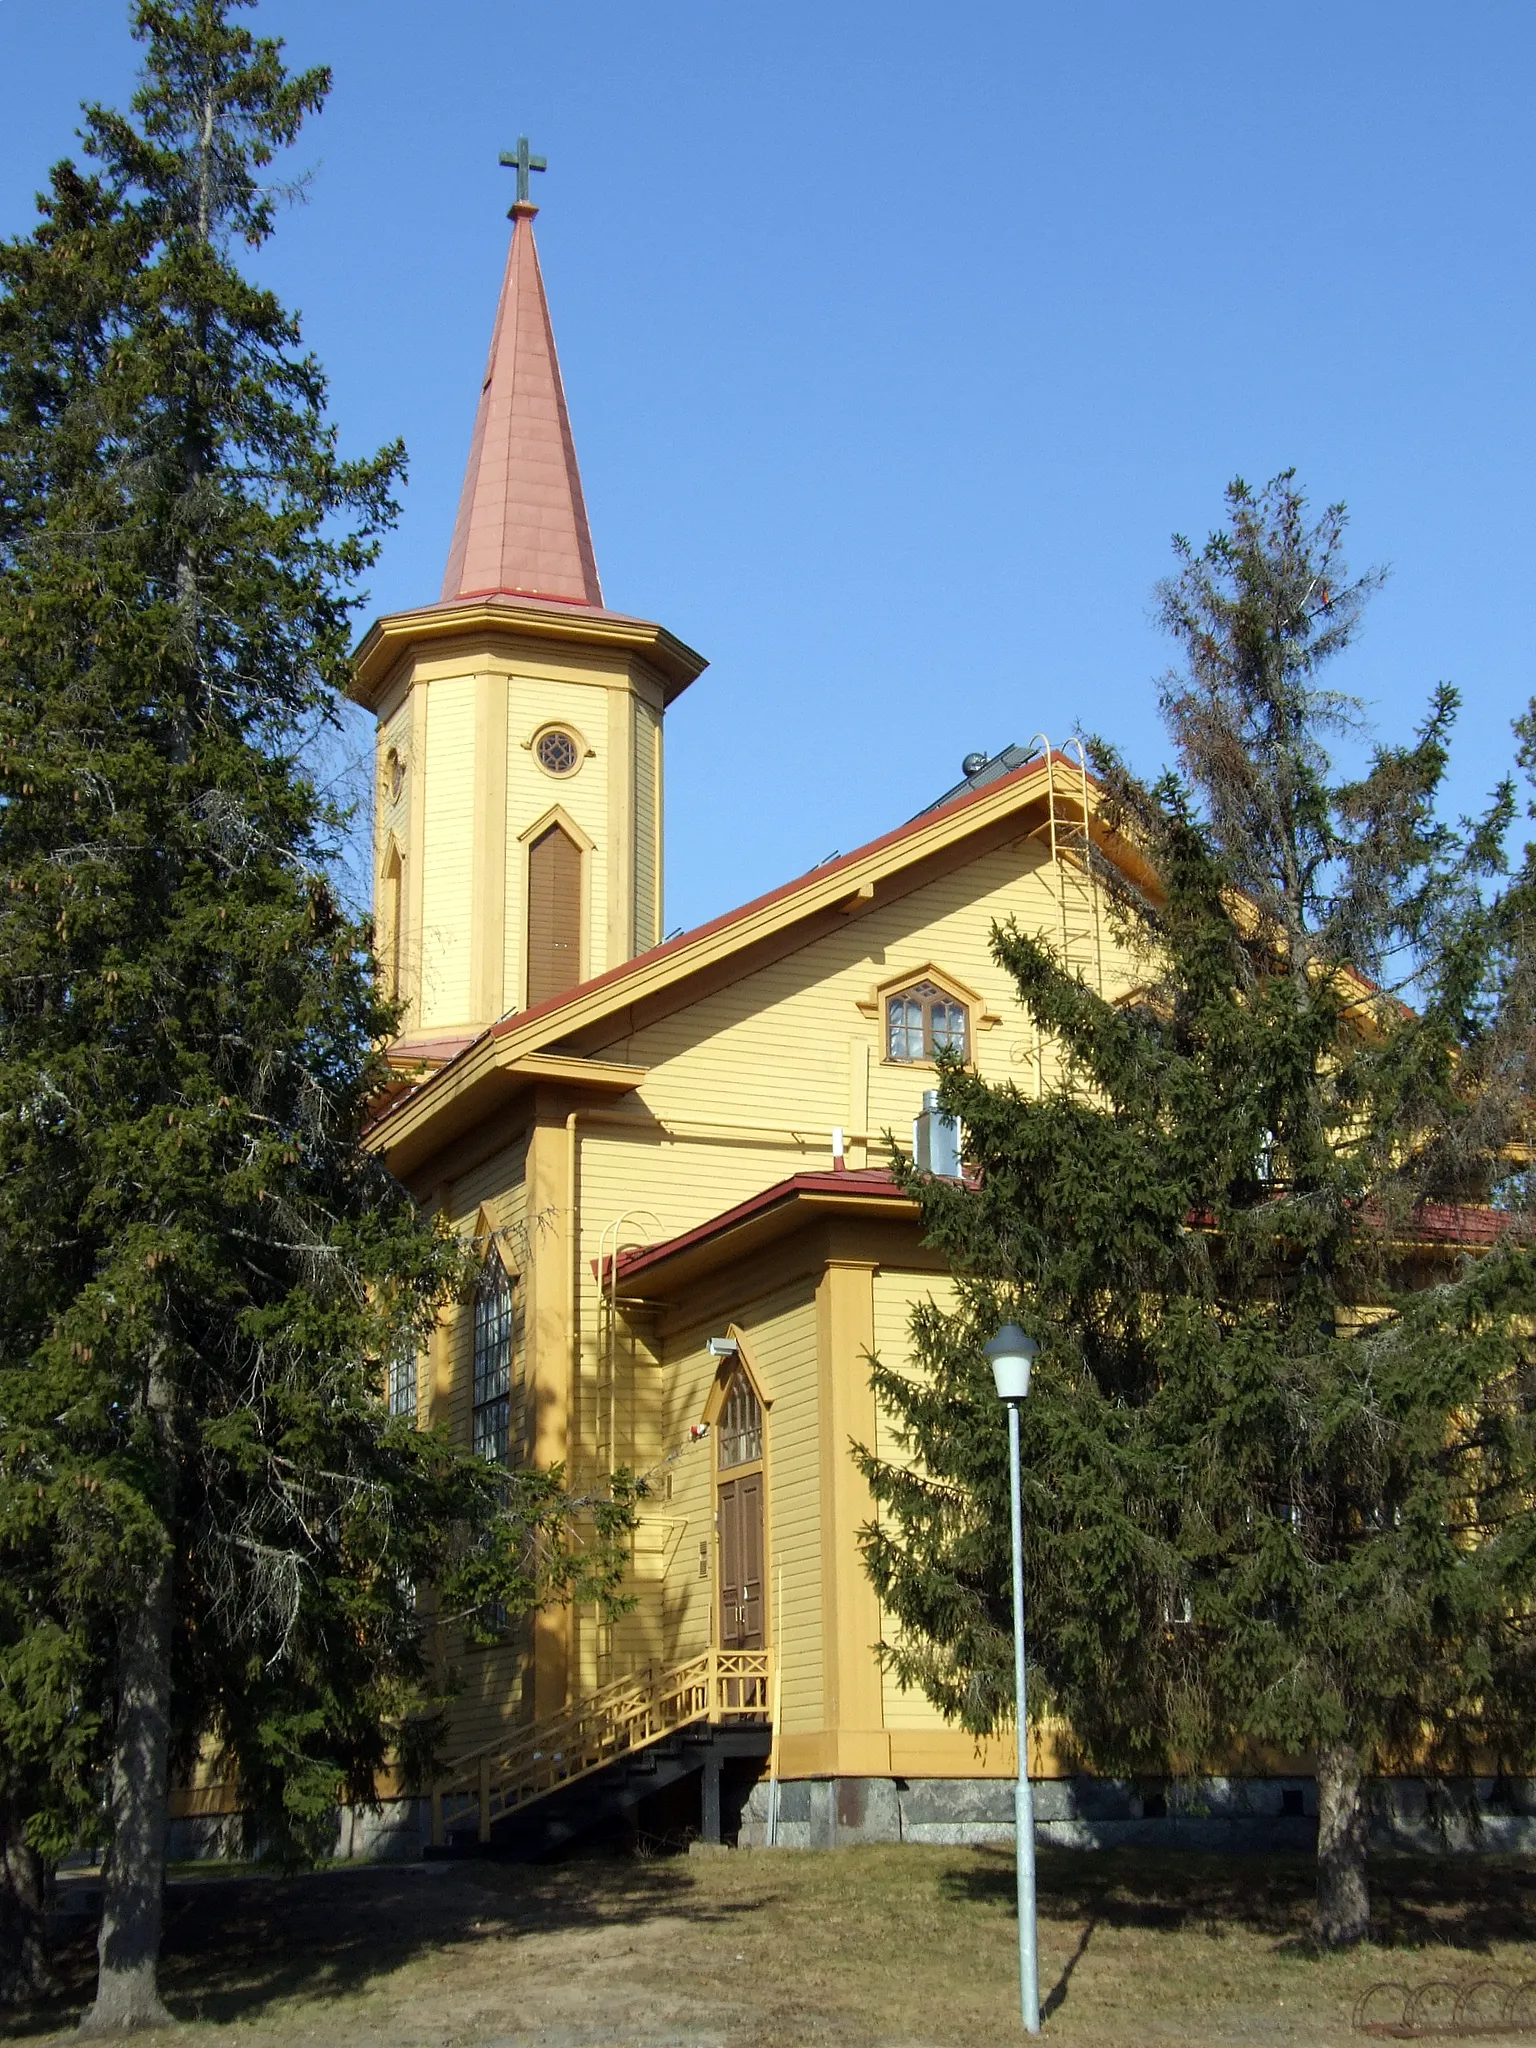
3 1 1533 934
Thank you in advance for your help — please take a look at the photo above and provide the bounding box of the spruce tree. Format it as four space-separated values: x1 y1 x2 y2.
860 475 1536 1948
0 3 636 2022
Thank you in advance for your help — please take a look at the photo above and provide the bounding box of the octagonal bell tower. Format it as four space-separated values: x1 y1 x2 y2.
351 163 706 1054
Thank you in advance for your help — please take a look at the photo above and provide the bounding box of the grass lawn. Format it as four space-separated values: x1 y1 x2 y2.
14 1844 1536 2046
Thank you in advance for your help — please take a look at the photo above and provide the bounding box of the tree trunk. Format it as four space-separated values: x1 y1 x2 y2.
0 1809 52 2005
1316 1741 1371 1947
79 1549 175 2034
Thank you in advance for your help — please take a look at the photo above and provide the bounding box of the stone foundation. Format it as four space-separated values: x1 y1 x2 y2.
737 1775 1536 1854
163 1776 1536 1864
165 1796 429 1866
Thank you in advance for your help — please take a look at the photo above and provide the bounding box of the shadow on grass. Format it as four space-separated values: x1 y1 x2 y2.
943 1846 1536 1954
21 1844 1536 2037
1041 1911 1098 2019
21 1854 765 2035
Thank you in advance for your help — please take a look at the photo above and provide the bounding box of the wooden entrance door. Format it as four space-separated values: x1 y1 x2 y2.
717 1470 764 1649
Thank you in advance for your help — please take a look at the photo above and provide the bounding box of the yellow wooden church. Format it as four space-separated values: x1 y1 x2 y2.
348 177 1314 1860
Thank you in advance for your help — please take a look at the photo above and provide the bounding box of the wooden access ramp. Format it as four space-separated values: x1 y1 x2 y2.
431 1646 772 1847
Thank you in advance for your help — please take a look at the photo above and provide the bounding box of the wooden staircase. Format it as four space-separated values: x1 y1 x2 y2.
430 1647 771 1848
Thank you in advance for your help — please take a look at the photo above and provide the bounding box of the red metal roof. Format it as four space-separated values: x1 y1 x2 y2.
604 1168 911 1285
440 202 602 609
490 749 1078 1045
362 750 1097 1140
603 1174 1514 1293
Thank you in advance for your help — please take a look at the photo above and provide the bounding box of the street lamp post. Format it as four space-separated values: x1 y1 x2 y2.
984 1320 1041 2035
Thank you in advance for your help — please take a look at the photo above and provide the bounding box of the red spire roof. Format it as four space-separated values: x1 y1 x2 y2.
440 201 603 608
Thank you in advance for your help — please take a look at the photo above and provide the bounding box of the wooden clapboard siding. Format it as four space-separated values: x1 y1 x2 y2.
504 676 609 1002
593 841 1084 1146
605 1286 823 1729
527 823 582 1008
379 842 404 1002
379 694 412 853
633 699 659 951
421 1141 537 1758
410 817 1144 1766
743 1287 824 1733
577 843 1092 1754
376 695 414 1014
873 1269 957 1734
418 676 476 1027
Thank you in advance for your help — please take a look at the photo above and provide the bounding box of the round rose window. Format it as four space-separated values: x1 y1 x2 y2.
535 728 580 776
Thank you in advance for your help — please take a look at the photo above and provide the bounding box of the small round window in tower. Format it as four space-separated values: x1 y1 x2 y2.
535 728 580 777
386 747 406 802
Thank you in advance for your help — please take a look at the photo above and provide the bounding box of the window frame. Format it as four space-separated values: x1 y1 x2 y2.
471 1250 514 1466
882 976 972 1066
380 837 404 1003
716 1366 764 1473
527 720 592 781
386 1338 418 1424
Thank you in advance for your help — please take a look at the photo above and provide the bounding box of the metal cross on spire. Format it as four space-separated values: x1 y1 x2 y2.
499 136 547 211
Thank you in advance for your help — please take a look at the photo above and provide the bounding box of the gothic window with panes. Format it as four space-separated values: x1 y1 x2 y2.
387 1338 417 1423
472 1252 513 1465
885 979 969 1063
717 1368 763 1470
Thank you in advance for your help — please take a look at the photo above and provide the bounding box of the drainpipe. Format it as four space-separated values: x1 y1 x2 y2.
566 1112 582 1446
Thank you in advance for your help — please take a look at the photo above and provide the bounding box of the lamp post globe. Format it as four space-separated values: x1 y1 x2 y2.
984 1321 1038 1403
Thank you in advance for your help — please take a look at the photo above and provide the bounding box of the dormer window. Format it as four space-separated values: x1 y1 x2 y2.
886 980 969 1063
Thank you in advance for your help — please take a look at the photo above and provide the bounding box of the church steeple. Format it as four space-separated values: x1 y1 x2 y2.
440 165 602 609
353 153 705 1051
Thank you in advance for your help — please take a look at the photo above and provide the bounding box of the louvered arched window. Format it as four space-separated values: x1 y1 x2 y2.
527 822 582 1007
472 1253 513 1465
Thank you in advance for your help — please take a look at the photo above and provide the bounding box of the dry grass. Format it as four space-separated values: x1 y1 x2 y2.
13 1844 1536 2046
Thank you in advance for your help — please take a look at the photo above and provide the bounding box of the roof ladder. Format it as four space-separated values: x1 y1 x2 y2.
1026 733 1106 1000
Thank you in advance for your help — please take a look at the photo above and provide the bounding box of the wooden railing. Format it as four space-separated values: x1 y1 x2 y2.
430 1647 771 1846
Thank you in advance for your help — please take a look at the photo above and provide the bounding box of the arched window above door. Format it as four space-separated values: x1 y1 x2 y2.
717 1368 763 1470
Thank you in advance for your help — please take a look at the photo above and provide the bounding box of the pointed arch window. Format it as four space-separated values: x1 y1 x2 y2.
527 821 582 1008
381 841 404 1003
472 1253 514 1465
717 1368 764 1471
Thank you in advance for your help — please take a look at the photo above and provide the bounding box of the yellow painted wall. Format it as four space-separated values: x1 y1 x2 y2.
591 838 1092 1149
873 1269 958 1735
506 675 610 1001
418 676 477 1028
417 1134 536 1757
415 824 1131 1766
368 631 671 1037
633 699 660 952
